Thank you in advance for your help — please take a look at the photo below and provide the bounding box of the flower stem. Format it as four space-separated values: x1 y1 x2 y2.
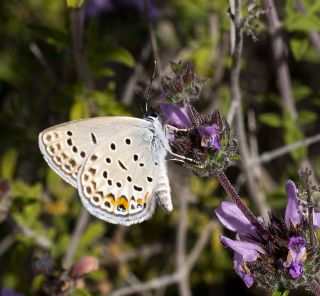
308 279 320 296
215 171 274 243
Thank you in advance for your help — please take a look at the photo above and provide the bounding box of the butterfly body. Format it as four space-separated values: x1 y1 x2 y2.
38 115 172 225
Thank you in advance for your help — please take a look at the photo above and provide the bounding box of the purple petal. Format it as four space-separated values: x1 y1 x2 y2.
197 125 218 137
220 236 264 262
288 261 303 278
213 136 221 150
234 253 254 288
313 212 320 228
285 180 303 227
160 103 192 128
283 236 307 278
197 125 221 150
215 202 258 239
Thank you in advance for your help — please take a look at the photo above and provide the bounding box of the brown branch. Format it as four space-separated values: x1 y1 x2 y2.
6 214 51 249
70 7 94 90
248 133 320 167
263 0 297 119
121 43 151 106
108 221 216 296
62 209 90 270
176 186 191 296
229 0 270 219
101 242 163 265
0 234 15 256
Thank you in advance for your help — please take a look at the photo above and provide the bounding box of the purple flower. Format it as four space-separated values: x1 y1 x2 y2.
215 201 259 240
216 202 265 287
215 180 320 288
285 180 320 227
283 237 307 278
285 180 303 226
197 125 221 150
160 103 221 150
159 103 192 129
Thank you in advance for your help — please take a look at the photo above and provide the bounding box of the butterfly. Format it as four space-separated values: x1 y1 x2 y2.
38 115 173 226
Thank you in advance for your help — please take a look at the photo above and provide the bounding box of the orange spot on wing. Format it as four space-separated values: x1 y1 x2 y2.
117 196 129 211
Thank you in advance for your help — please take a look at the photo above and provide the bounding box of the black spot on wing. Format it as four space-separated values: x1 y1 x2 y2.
91 132 97 144
134 185 143 192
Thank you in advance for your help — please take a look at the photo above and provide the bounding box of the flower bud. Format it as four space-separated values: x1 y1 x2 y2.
70 256 99 278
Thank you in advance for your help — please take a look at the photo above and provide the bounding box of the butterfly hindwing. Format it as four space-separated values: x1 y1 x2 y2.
77 124 167 225
38 117 146 187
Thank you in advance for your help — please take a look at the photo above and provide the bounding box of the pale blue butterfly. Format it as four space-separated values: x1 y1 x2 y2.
38 115 173 226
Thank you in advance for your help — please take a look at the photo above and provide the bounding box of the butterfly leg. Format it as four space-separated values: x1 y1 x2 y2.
168 151 202 164
165 124 194 133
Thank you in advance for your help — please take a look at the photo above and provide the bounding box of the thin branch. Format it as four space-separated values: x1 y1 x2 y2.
70 7 94 90
0 234 15 256
263 0 297 119
184 222 216 270
109 272 180 296
263 0 319 186
62 209 90 270
229 0 270 219
121 43 151 106
108 219 215 296
29 42 59 84
101 242 163 265
176 187 191 296
248 133 320 167
6 214 51 249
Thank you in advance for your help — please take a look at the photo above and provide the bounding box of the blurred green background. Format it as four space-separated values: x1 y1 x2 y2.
0 0 320 295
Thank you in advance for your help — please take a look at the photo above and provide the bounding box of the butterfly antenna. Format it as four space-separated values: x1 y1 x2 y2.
145 59 157 113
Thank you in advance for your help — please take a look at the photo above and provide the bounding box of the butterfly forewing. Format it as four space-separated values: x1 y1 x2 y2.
38 117 146 187
77 126 163 225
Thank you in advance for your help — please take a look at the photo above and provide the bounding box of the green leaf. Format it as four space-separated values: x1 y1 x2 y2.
70 101 90 121
285 13 320 32
66 0 85 8
0 148 18 180
12 180 42 201
297 110 317 125
259 113 282 128
283 109 306 162
27 24 67 49
69 289 92 296
105 46 135 68
272 289 289 296
290 38 309 61
79 222 105 251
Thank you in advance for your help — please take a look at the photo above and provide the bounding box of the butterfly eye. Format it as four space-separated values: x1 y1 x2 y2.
149 112 158 118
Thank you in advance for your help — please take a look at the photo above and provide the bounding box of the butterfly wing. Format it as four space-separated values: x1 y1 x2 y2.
77 119 171 225
38 117 146 187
